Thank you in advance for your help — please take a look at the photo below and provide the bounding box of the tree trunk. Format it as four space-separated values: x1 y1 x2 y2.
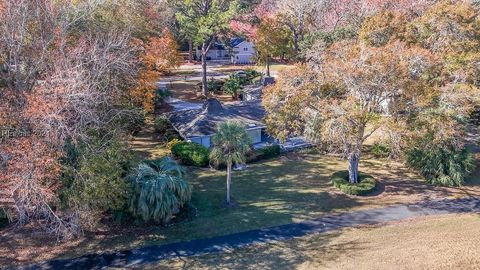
188 39 193 63
348 125 366 184
348 151 359 184
226 161 232 205
266 56 271 77
201 41 208 97
293 31 300 55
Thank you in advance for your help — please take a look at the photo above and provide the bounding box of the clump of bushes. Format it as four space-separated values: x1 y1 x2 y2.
260 145 281 159
331 171 376 196
197 79 225 93
371 142 391 158
171 142 210 167
117 106 145 135
210 79 225 93
244 68 261 83
59 136 136 229
405 143 475 187
246 145 282 163
128 157 192 224
154 115 171 133
222 74 242 98
199 70 261 97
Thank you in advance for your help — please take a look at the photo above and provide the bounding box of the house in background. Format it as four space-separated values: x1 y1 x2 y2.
169 99 267 148
195 43 230 61
168 98 312 151
230 38 256 64
195 37 256 64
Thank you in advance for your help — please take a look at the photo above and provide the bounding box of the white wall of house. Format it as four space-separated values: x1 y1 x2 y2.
189 136 211 148
195 48 229 61
194 40 255 63
188 127 262 148
231 41 256 64
247 128 262 144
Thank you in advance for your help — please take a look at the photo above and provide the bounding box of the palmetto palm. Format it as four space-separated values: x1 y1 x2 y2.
210 122 251 205
128 157 192 224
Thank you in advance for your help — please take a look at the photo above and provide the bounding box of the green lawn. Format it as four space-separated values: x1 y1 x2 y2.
62 153 478 252
2 152 479 267
107 153 362 247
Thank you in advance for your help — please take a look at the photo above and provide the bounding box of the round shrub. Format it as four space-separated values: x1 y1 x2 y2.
331 171 376 196
171 142 210 167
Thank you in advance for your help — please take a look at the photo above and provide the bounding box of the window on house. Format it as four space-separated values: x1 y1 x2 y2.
244 47 248 51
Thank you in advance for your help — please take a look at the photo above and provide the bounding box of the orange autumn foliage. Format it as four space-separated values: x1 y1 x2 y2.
130 29 181 112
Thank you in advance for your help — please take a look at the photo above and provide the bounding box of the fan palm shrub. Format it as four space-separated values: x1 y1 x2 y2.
210 122 251 205
128 157 192 224
406 142 475 187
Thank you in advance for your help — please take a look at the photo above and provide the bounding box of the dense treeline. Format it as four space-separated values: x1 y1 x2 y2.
0 0 179 237
263 0 479 184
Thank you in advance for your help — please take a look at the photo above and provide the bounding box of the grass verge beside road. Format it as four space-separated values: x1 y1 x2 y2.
148 214 480 270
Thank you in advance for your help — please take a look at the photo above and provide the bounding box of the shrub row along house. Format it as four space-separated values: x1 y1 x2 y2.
195 37 256 64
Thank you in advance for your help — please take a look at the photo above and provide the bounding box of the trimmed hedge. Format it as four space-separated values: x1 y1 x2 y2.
331 170 376 196
260 145 281 159
211 145 282 169
246 145 282 163
172 142 210 167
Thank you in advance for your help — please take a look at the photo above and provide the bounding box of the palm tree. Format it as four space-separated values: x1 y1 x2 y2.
210 122 251 205
128 157 192 224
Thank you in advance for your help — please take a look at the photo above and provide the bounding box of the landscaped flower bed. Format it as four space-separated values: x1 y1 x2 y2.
331 171 376 196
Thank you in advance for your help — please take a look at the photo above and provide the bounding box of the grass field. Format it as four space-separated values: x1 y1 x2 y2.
148 214 480 270
2 151 478 267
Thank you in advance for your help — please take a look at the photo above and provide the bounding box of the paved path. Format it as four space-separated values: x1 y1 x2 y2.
16 197 480 270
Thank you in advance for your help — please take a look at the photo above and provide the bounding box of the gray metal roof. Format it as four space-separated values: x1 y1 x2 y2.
230 37 246 48
169 99 266 138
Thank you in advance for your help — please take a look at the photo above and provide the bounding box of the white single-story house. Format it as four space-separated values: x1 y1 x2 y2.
195 38 256 64
169 99 266 148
